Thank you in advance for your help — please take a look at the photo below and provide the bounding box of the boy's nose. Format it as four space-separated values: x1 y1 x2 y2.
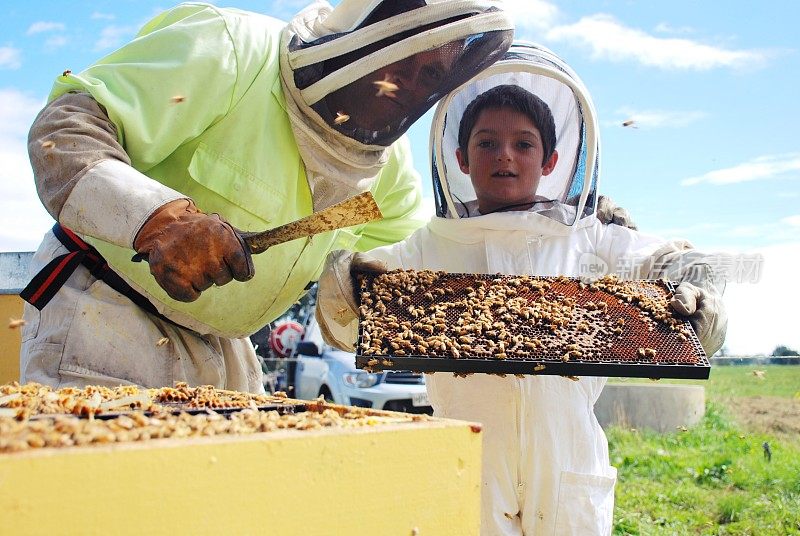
496 144 513 160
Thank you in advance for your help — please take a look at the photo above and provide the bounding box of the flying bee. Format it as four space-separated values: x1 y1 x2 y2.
373 74 399 98
334 111 350 125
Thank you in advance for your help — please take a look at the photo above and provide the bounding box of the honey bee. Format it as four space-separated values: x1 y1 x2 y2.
156 337 169 347
170 95 186 104
62 69 72 77
373 74 399 98
8 318 26 329
334 111 350 125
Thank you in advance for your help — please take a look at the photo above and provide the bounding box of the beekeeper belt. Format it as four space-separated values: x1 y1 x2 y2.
21 223 175 326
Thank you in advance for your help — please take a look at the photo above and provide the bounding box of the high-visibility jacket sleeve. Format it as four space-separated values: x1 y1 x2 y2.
355 136 427 252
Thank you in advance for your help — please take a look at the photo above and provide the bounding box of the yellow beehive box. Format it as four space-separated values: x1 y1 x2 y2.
0 251 32 384
0 293 23 383
0 409 481 535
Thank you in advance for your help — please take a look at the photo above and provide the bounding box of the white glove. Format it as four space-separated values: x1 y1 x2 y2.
597 195 638 230
669 281 728 356
315 250 387 351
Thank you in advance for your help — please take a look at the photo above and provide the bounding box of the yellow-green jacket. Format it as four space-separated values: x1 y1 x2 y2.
48 4 424 337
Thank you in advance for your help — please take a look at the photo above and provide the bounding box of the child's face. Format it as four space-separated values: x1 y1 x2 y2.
456 106 558 214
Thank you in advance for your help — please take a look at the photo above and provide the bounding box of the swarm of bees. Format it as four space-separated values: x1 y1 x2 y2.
356 270 699 375
0 382 424 453
0 382 295 421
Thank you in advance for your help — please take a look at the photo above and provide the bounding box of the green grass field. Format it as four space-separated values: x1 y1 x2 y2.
610 364 800 399
608 365 800 535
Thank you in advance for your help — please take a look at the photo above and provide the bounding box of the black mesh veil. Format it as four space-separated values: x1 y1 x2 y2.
284 1 514 147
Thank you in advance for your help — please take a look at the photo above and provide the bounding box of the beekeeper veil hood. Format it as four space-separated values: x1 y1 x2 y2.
431 41 599 226
280 0 514 210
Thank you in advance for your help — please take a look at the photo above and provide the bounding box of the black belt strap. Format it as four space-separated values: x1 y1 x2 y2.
21 224 176 325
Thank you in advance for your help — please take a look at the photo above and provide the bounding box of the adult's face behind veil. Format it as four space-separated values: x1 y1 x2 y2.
326 44 462 135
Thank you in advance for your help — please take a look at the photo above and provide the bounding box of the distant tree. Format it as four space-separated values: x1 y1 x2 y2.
772 345 799 356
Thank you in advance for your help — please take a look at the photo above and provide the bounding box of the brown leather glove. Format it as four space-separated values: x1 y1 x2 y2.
133 199 254 302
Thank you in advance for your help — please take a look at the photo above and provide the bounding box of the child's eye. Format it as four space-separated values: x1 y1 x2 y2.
518 141 534 150
477 140 494 148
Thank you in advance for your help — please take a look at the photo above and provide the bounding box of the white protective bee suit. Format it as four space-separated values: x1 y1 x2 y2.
316 42 727 535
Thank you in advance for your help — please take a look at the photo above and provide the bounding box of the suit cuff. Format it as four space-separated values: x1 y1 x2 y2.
59 159 186 248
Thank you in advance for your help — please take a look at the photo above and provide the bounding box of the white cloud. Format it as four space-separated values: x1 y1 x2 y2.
682 153 800 186
653 22 695 35
0 89 55 252
94 25 138 51
0 47 21 70
721 242 800 355
614 107 707 129
91 12 116 21
543 14 765 70
44 35 69 50
26 21 66 35
502 0 561 34
0 88 43 138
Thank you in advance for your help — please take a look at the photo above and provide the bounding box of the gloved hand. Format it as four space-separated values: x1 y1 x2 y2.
596 195 638 230
669 281 728 356
315 249 387 351
133 199 254 302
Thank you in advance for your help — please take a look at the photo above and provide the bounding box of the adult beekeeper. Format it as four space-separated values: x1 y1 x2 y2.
315 42 727 534
20 0 515 391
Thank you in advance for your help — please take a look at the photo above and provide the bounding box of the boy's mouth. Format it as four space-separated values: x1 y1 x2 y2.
492 170 517 178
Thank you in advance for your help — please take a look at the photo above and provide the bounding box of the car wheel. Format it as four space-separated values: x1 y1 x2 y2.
318 386 334 403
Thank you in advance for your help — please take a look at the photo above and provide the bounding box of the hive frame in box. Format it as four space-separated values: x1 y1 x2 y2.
91 402 308 420
354 271 710 380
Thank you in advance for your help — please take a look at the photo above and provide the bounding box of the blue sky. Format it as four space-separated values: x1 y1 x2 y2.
1 0 798 355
